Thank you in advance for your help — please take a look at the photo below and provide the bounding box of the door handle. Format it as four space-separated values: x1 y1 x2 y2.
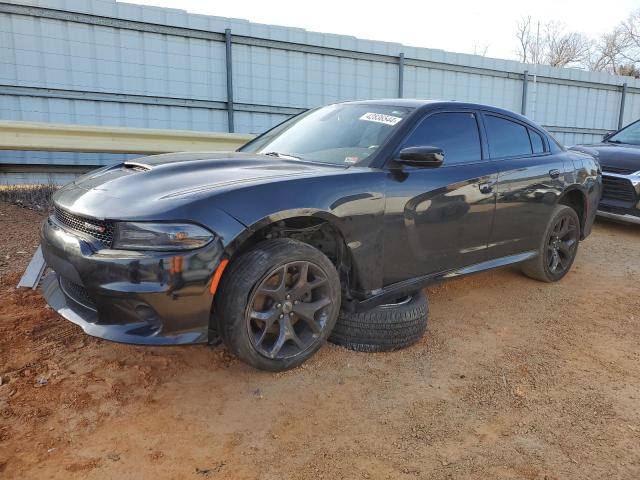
549 169 560 179
479 182 494 194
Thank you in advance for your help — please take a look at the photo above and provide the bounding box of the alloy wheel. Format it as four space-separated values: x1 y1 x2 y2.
546 213 578 275
246 261 332 360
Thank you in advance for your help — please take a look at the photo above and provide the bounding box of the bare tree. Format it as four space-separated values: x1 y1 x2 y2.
515 16 535 64
620 9 640 64
587 28 628 73
587 10 640 76
472 43 489 57
516 19 590 68
513 10 640 76
541 22 591 67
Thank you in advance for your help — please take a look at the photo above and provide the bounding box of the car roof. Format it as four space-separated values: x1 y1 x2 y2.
342 98 532 124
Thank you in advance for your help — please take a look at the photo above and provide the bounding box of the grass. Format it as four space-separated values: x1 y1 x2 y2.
0 183 58 212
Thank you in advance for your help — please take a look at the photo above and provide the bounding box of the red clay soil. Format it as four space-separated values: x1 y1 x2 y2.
0 203 45 277
0 201 639 479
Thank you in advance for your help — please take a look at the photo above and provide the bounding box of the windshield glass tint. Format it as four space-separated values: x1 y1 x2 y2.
240 104 413 165
609 121 640 145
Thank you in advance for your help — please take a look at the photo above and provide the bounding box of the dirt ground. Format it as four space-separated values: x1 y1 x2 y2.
0 201 639 479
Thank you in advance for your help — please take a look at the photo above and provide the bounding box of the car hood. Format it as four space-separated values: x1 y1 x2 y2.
575 142 640 173
53 152 345 220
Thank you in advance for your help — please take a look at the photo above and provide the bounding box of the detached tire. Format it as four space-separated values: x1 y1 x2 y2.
329 291 428 352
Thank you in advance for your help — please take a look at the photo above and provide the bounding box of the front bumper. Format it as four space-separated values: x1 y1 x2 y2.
598 171 640 225
40 215 224 345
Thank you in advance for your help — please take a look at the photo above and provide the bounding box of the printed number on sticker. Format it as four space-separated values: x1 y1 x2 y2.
359 112 402 126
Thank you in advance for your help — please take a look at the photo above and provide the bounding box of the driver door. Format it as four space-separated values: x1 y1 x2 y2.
382 110 498 285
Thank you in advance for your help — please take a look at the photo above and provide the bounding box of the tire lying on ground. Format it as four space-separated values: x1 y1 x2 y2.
329 291 428 352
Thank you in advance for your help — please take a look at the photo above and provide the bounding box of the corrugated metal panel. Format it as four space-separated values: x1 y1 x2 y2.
1 0 640 166
623 92 640 127
0 95 230 131
531 81 621 130
233 44 399 106
403 66 522 111
6 0 640 88
233 111 290 135
0 150 132 166
0 12 228 100
550 132 601 146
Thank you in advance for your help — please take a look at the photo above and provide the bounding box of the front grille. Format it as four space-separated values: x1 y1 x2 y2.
601 176 637 203
59 277 96 311
54 207 115 248
601 165 637 175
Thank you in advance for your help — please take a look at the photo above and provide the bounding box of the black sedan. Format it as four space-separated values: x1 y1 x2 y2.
572 120 640 225
40 100 601 370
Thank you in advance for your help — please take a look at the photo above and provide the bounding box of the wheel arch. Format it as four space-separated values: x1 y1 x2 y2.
222 209 359 301
557 187 588 239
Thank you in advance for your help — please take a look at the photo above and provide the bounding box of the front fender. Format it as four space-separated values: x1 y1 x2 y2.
224 208 345 253
212 172 387 295
221 207 384 295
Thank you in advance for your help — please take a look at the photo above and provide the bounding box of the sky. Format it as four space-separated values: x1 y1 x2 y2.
122 0 639 61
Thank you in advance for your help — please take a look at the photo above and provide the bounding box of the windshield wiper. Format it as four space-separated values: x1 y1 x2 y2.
263 151 302 160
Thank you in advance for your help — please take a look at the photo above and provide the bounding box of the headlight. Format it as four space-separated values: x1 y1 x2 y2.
113 222 213 251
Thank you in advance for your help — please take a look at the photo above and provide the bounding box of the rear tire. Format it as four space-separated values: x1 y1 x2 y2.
329 291 428 352
521 204 580 283
214 238 341 371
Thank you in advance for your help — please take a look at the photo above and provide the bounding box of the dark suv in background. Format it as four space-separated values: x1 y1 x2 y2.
41 100 601 371
573 119 640 224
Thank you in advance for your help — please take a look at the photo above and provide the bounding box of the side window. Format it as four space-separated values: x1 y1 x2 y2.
403 112 482 165
528 129 546 154
484 115 533 158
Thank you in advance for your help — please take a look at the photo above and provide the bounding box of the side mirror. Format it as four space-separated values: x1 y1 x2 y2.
602 132 614 142
396 146 444 168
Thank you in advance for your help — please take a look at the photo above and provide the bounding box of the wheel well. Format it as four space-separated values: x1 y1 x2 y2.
229 217 354 298
558 189 586 236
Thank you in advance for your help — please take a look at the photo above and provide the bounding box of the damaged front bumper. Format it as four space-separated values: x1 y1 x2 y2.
40 215 225 345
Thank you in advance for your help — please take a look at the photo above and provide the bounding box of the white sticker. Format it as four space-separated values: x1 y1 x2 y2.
359 112 402 126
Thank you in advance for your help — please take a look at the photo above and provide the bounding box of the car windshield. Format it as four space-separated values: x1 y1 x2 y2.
240 104 413 165
608 121 640 145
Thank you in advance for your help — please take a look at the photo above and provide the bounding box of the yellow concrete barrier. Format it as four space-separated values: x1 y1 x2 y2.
0 121 255 154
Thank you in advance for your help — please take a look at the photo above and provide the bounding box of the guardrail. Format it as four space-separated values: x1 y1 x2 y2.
0 121 254 154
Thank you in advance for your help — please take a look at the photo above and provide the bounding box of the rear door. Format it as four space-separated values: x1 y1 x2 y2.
482 112 566 258
382 110 498 285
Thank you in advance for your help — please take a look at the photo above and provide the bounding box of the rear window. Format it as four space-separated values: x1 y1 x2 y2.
529 129 546 154
485 115 533 158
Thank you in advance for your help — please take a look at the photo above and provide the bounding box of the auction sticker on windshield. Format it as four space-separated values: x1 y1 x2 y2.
359 112 403 126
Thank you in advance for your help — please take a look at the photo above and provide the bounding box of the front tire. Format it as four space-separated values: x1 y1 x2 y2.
214 238 341 371
521 204 580 282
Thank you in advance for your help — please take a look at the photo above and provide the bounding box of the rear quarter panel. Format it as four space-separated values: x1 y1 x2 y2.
565 151 601 238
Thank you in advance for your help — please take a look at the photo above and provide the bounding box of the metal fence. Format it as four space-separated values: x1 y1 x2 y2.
2 0 640 182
